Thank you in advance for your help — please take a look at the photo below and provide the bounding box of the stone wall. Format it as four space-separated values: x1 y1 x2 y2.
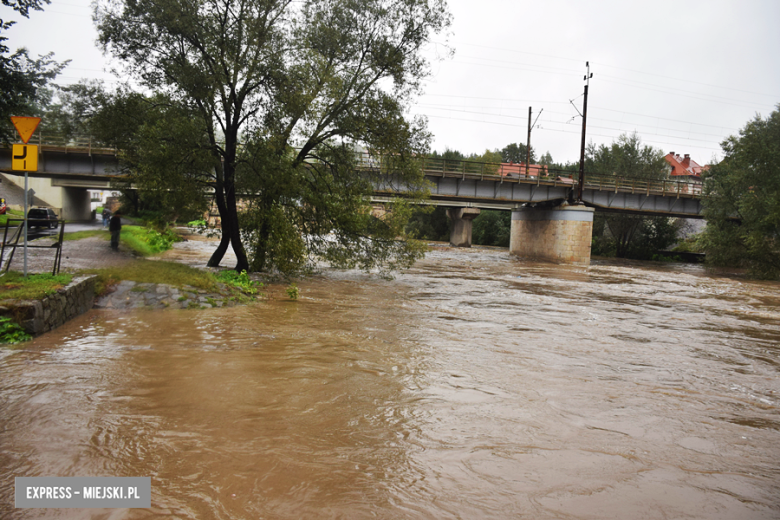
510 205 594 266
0 276 96 336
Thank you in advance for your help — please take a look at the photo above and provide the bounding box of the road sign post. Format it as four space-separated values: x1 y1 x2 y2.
10 116 42 277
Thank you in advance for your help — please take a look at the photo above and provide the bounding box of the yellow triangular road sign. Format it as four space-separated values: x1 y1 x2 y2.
10 116 41 144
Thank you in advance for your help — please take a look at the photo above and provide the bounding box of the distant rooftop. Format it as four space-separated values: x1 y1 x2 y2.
664 152 708 178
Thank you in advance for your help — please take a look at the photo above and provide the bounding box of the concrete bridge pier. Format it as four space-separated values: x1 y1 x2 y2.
447 207 481 247
510 204 595 265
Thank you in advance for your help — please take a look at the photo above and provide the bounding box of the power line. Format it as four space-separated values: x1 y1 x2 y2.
416 114 725 153
597 74 777 110
415 104 736 139
438 39 778 100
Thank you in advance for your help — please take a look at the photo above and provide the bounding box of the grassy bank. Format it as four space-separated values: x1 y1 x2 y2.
0 271 73 301
81 260 218 295
0 209 25 227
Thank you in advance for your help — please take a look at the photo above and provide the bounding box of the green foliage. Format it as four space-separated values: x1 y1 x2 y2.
538 152 554 166
699 107 780 279
119 225 181 256
406 206 450 242
586 133 668 181
673 235 704 254
82 260 218 294
651 253 683 262
592 213 679 260
0 271 72 300
501 143 536 164
0 0 68 142
587 134 678 259
472 210 511 247
94 0 451 274
0 316 31 344
0 208 24 226
215 269 262 296
61 229 107 241
286 283 299 300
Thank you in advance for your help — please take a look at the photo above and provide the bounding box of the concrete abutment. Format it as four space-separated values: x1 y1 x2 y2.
510 205 594 266
447 207 481 247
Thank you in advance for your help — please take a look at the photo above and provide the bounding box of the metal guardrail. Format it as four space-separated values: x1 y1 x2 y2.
0 218 66 275
358 155 702 199
8 133 117 155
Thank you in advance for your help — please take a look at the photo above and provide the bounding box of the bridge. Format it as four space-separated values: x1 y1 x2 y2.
0 139 705 266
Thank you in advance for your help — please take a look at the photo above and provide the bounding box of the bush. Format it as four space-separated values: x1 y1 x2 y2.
0 316 32 344
472 210 511 247
216 269 263 295
120 225 182 256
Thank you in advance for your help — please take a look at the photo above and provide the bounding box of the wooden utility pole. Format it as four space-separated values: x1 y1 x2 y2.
577 62 593 202
525 107 543 177
526 106 532 177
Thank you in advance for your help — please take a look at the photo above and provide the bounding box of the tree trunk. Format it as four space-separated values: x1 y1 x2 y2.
207 171 231 267
222 160 249 272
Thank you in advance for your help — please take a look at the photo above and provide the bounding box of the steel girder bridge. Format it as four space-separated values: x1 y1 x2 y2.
0 139 703 218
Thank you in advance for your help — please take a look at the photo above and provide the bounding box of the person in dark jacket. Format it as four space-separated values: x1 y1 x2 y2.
102 207 111 228
109 212 122 251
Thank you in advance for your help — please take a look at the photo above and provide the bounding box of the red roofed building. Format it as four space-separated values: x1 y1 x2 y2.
664 152 707 182
498 162 548 178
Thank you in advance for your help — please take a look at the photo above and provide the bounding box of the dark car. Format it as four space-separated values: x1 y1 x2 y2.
28 207 59 229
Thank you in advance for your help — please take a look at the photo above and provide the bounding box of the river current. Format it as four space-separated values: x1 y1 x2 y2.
1 245 779 519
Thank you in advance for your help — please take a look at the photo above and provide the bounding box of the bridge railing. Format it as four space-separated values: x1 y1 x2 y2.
583 173 703 197
16 133 117 153
18 138 703 197
387 155 703 198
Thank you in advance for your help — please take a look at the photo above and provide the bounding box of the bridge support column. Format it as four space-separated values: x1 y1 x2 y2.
447 207 481 247
510 205 594 265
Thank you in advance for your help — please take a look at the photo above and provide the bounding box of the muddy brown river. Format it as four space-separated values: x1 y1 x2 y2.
1 246 779 519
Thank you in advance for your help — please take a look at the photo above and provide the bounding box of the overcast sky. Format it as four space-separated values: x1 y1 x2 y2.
5 0 779 165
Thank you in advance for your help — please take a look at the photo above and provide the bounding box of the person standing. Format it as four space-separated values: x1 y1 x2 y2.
109 212 122 251
102 207 111 228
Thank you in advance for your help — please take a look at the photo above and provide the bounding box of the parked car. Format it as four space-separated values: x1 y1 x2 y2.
28 207 59 229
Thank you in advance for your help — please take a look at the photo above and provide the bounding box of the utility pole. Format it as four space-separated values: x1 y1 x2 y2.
526 107 532 177
577 62 593 203
525 107 543 177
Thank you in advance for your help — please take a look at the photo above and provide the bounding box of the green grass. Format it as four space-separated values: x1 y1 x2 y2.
0 271 73 301
0 209 25 227
119 225 180 256
81 259 218 296
61 229 108 241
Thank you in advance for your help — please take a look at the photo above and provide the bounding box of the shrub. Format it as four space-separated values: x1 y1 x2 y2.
216 269 263 295
0 316 32 344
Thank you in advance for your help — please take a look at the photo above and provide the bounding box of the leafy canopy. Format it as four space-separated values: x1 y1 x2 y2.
699 107 780 278
94 0 451 275
587 133 678 259
0 0 66 141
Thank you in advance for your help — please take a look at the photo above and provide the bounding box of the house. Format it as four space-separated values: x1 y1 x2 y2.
664 152 707 182
498 162 549 178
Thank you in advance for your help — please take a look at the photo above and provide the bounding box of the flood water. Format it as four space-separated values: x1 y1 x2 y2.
1 246 780 519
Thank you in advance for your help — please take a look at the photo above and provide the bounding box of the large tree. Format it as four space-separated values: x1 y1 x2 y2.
699 107 780 279
501 142 535 164
586 133 677 258
95 0 450 274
